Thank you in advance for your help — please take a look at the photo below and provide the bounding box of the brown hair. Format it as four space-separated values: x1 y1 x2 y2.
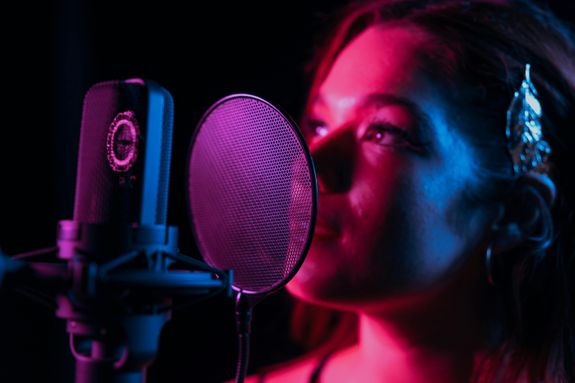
291 1 575 382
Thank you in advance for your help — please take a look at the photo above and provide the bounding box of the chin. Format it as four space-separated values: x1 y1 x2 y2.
286 264 326 302
286 265 437 314
286 270 369 311
286 267 345 307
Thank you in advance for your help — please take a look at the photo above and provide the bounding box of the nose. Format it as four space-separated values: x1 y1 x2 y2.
309 127 356 193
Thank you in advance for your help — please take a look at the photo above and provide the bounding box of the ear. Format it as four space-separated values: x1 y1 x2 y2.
491 174 555 254
523 173 556 206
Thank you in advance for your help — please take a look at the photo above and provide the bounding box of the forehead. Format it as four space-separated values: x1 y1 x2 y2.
313 23 479 169
317 23 437 113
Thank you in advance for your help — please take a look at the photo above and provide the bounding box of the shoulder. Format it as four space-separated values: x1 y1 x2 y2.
236 354 322 383
258 355 322 383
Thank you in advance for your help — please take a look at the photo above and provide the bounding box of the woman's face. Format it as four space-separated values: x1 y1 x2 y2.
287 24 496 311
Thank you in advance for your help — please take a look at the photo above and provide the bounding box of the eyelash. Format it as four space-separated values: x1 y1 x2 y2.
305 119 423 150
363 122 420 148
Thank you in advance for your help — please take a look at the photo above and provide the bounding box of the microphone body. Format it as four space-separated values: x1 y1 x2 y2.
74 78 173 226
57 79 176 383
2 79 231 383
65 78 174 260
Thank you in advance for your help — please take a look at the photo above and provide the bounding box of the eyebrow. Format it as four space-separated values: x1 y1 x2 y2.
313 92 433 139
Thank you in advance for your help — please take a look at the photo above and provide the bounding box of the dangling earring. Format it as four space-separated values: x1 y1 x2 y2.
485 243 496 287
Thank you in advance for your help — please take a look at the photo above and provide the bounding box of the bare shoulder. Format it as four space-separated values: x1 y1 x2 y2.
240 354 322 383
261 355 321 383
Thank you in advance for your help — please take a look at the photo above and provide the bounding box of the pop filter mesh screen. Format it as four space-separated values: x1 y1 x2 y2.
188 95 316 295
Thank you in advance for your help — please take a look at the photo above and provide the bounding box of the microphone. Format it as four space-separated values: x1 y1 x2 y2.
2 79 231 383
56 79 231 383
73 78 171 226
57 79 177 383
59 79 174 264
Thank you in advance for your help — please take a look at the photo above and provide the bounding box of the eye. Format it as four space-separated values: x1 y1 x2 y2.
362 122 422 149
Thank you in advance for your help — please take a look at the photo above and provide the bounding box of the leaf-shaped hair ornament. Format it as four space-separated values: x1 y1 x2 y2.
505 64 552 175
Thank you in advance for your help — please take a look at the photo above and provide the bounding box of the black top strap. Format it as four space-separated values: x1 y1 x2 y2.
309 351 334 383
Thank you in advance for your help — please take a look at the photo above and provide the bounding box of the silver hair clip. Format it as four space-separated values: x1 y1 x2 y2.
506 64 552 176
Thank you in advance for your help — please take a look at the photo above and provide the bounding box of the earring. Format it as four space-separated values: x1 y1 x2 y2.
485 243 496 287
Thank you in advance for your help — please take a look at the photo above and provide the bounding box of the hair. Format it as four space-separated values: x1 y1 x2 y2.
290 1 575 382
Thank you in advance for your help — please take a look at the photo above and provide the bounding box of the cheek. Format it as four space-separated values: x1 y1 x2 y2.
394 171 488 287
287 146 491 306
343 155 420 283
350 156 482 290
349 150 405 226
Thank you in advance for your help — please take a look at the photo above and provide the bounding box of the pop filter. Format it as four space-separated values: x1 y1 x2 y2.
187 94 316 294
187 94 317 381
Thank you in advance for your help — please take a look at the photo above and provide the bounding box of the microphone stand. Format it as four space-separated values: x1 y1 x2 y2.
2 220 232 383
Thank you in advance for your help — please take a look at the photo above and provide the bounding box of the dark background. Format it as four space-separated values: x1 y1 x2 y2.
1 1 574 382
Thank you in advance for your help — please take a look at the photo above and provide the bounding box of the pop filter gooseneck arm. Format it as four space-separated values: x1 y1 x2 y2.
234 292 252 383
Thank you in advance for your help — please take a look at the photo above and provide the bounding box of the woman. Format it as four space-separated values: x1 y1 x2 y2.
248 0 575 382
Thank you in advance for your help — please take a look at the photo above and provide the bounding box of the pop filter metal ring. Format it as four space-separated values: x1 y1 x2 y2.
186 93 317 297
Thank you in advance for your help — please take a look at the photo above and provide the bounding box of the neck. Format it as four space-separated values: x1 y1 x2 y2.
334 282 489 383
355 311 479 382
